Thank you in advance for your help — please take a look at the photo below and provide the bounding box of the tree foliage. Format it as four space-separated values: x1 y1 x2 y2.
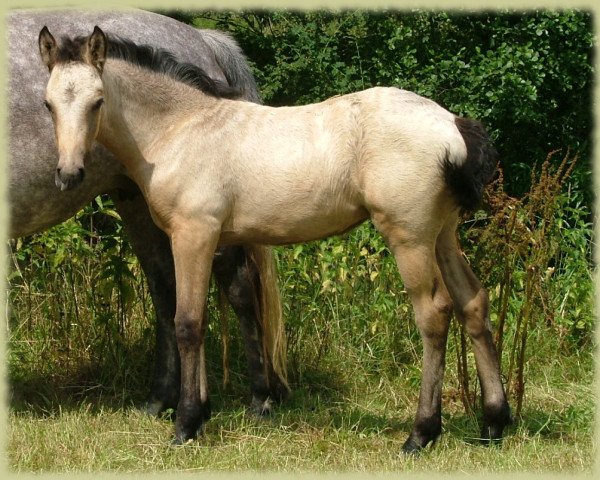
192 10 593 198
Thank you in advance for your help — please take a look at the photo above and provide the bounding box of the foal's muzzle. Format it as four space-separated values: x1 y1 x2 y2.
55 166 85 191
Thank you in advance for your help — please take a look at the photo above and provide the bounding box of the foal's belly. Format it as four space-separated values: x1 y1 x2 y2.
219 204 369 246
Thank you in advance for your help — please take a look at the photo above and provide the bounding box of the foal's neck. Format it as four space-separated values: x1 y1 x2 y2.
98 59 217 177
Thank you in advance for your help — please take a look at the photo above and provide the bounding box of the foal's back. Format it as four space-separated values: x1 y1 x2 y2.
194 87 466 245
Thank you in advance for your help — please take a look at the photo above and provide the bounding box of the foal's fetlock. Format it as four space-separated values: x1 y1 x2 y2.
172 402 209 445
480 402 513 445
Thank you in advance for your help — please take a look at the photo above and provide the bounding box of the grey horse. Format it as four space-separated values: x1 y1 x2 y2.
7 9 288 417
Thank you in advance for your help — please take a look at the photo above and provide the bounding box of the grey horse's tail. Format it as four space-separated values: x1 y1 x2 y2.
196 29 262 104
443 117 498 212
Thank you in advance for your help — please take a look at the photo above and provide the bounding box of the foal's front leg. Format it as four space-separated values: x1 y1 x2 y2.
171 226 220 444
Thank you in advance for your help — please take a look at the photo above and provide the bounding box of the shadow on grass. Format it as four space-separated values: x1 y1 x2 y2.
15 357 584 452
9 338 355 422
8 327 256 417
254 363 416 437
9 359 149 417
14 334 585 449
512 405 593 439
439 402 592 448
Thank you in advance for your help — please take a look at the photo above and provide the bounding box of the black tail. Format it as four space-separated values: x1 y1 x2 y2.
442 116 498 212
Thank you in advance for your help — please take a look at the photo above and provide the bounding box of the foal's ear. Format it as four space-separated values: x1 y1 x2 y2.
38 26 58 71
85 26 108 74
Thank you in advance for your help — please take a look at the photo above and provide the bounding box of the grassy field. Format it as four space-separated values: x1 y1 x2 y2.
6 333 595 473
6 237 596 473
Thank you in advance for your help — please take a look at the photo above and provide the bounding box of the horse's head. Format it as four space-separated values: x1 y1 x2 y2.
38 26 107 191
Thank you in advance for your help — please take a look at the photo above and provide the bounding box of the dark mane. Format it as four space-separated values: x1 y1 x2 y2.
56 34 242 99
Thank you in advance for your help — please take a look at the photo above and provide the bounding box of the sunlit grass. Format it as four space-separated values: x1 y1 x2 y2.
7 316 595 472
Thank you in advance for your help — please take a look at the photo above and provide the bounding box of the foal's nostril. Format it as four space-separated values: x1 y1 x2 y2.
54 165 85 191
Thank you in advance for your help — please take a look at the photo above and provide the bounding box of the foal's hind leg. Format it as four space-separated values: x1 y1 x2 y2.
436 217 512 443
212 245 289 415
379 226 454 454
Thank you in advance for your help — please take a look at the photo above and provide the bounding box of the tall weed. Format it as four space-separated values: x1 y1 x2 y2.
458 150 593 417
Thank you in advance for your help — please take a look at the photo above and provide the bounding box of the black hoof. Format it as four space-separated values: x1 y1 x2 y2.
249 375 290 417
480 425 504 446
401 437 424 455
173 399 211 444
402 415 441 455
401 432 439 455
171 432 201 446
173 419 204 445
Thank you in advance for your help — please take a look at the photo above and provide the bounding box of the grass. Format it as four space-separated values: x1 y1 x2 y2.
6 314 595 473
8 407 593 472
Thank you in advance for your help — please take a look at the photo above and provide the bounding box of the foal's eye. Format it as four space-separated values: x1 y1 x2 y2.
91 98 104 111
43 100 53 113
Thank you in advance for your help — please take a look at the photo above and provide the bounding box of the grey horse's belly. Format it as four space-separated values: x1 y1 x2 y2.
8 143 126 237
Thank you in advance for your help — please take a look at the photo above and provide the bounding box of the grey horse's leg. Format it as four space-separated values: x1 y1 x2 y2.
110 184 179 415
212 245 289 414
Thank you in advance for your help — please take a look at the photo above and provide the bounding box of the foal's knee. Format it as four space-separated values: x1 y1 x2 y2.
414 284 453 341
456 288 492 339
432 282 454 318
175 313 203 349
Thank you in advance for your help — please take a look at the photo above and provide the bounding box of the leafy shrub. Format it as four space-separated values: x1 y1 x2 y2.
7 197 153 403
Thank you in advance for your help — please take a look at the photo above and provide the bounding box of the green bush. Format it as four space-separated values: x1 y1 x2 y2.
7 197 153 404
